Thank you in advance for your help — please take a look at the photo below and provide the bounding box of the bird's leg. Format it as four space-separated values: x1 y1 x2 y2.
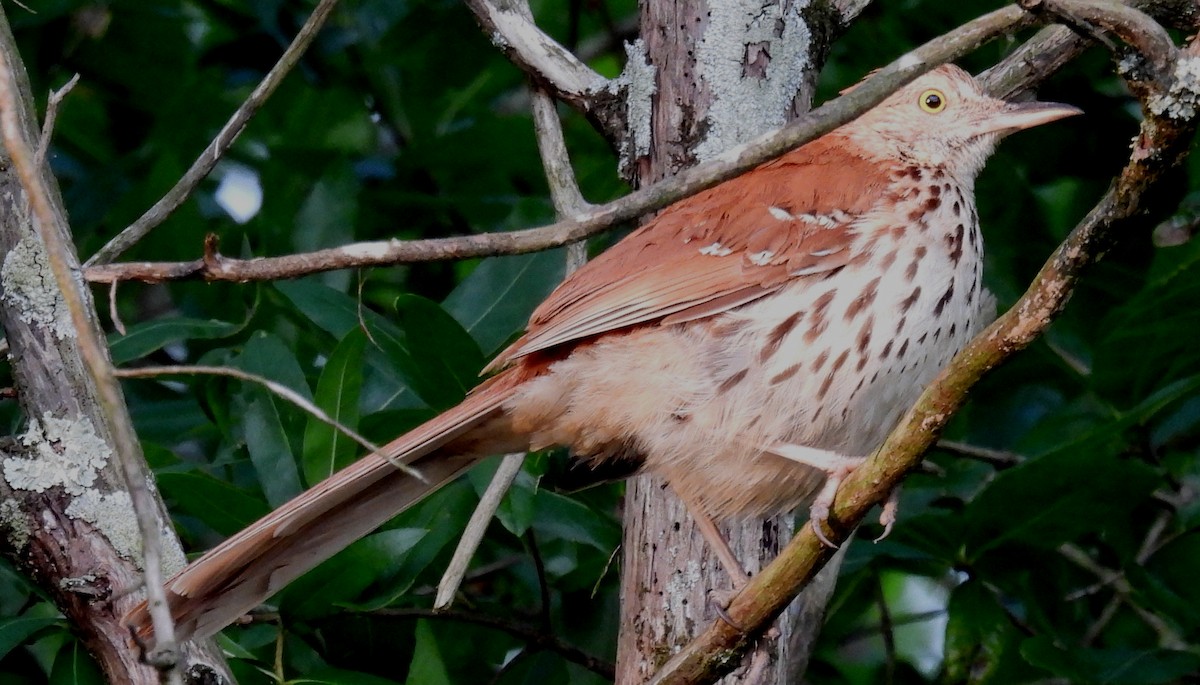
675 489 759 633
677 489 751 587
766 443 889 548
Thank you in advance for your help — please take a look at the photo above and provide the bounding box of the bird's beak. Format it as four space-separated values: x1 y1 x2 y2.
977 101 1083 137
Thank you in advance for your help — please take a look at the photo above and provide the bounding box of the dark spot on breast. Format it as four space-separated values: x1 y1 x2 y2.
817 373 835 399
900 286 922 313
929 184 942 197
947 224 965 265
924 195 942 211
880 249 898 269
845 277 881 321
949 323 957 337
718 368 748 393
806 291 836 342
831 349 849 373
952 200 961 216
856 315 874 353
918 332 928 344
933 281 955 316
812 350 829 372
898 339 909 359
770 363 802 385
895 315 907 334
856 355 869 372
881 340 893 359
760 311 803 362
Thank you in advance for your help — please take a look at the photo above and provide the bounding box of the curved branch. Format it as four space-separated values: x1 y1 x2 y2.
648 27 1200 685
85 5 1037 286
84 0 341 267
463 0 610 117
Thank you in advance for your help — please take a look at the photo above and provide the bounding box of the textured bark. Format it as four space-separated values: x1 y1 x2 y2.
616 1 842 682
0 10 232 684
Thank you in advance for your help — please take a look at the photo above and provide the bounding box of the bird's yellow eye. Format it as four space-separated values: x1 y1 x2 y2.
919 89 947 113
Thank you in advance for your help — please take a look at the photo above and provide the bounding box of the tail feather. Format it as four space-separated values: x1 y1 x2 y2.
126 371 527 643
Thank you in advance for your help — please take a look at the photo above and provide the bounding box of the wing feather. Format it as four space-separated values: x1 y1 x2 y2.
488 133 891 369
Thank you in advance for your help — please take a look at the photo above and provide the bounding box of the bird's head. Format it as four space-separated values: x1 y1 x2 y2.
846 64 1081 179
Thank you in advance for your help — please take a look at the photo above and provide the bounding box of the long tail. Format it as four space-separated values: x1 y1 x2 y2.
125 370 528 643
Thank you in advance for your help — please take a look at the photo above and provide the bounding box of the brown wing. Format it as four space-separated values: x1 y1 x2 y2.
489 133 891 370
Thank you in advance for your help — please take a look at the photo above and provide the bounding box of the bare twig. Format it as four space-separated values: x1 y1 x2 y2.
437 40 593 607
35 72 78 167
0 40 182 683
935 440 1024 468
434 452 526 609
84 0 341 267
648 11 1198 683
112 365 425 481
874 573 896 685
1070 509 1185 647
463 0 609 118
107 281 125 336
86 6 1038 287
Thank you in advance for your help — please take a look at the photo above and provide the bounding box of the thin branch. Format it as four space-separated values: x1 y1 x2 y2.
648 9 1198 683
113 365 423 482
351 606 615 679
1070 508 1184 647
435 452 526 609
0 40 182 682
86 5 1038 286
107 281 125 336
84 0 341 267
437 61 592 609
874 573 896 685
935 440 1024 468
462 0 609 117
35 72 78 167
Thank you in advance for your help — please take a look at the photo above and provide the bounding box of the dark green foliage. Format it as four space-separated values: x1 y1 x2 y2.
0 0 1196 682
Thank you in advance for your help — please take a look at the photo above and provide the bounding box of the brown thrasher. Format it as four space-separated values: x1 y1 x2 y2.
127 65 1078 642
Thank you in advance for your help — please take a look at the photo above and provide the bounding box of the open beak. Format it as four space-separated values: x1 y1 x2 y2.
977 101 1083 137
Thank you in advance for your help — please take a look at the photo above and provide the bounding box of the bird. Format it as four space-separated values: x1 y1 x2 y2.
126 64 1079 643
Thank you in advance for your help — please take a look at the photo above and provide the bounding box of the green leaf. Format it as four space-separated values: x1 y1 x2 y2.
0 616 59 663
156 472 270 537
943 580 1013 683
404 620 452 685
532 489 621 552
494 651 572 685
443 249 566 356
391 294 484 400
961 446 1158 558
273 279 421 411
280 528 428 619
242 392 304 507
234 331 313 402
1021 637 1200 684
49 640 104 685
302 329 367 485
109 317 244 365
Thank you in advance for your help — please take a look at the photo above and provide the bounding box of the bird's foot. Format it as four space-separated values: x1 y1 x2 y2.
766 443 869 548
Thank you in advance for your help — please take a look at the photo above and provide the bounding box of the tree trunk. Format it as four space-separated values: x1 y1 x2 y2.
614 1 859 681
0 10 232 684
